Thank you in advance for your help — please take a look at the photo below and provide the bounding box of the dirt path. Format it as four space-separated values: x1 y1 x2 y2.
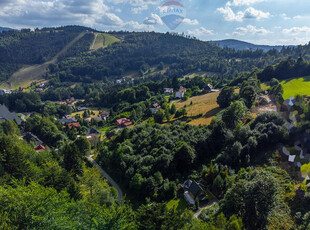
2 32 86 89
193 200 218 219
87 155 124 203
90 33 98 50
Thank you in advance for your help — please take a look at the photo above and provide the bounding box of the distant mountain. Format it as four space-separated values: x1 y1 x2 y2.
210 39 295 52
0 27 15 33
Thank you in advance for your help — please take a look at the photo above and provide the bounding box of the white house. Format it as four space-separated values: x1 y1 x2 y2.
175 86 187 99
0 89 12 95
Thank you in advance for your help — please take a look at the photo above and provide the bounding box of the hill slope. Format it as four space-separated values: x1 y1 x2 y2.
210 39 293 51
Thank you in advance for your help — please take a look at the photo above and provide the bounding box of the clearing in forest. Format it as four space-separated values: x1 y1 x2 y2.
281 76 310 99
174 91 222 126
0 32 86 89
91 33 119 50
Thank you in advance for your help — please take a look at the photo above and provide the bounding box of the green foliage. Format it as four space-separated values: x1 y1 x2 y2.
217 86 235 108
222 101 247 129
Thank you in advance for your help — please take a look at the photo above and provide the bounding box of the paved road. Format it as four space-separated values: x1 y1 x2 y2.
87 155 124 203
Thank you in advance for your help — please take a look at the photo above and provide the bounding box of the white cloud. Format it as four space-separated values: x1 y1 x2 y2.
143 13 163 25
0 0 124 28
217 6 270 21
226 0 266 6
126 21 154 30
232 25 271 36
187 27 214 37
282 26 310 35
131 5 148 14
217 6 244 21
183 18 199 25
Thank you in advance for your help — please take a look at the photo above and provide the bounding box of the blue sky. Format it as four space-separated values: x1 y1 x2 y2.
1 0 310 45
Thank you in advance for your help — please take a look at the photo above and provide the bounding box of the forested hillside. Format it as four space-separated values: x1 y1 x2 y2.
0 25 94 82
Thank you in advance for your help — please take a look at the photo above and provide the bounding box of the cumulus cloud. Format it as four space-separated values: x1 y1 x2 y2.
232 25 271 36
282 26 310 35
0 0 125 28
183 18 199 25
217 6 270 21
226 0 266 6
143 13 163 25
187 27 214 37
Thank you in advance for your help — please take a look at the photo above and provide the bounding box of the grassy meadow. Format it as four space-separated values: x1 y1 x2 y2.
174 91 221 126
281 76 310 99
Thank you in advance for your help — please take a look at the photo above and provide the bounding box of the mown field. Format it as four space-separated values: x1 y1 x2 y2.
281 76 310 99
174 92 221 126
91 33 119 50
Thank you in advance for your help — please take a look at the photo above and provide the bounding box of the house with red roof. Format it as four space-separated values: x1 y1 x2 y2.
67 122 81 130
35 145 45 152
115 118 132 128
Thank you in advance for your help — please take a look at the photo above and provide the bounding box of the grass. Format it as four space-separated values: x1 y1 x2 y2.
91 33 120 50
174 92 221 126
261 83 270 91
166 198 188 212
72 109 100 118
281 76 310 100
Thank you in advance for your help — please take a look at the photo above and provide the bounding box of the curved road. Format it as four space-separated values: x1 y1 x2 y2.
87 155 124 203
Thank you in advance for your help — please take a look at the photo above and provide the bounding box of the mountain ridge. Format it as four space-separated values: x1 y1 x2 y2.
210 39 296 52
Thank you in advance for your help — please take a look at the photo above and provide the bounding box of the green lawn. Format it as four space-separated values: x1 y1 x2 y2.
166 198 188 212
103 34 119 47
281 76 310 100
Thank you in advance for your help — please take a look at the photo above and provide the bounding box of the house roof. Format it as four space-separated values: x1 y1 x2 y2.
184 180 204 198
67 122 81 129
151 103 161 109
178 86 187 92
288 155 296 162
101 111 110 117
116 118 131 126
35 145 45 151
0 104 21 125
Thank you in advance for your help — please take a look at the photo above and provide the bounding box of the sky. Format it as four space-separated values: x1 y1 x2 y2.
1 0 310 45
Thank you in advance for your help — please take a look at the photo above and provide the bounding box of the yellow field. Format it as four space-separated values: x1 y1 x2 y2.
175 91 221 126
72 110 100 118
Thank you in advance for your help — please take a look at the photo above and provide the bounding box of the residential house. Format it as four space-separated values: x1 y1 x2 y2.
60 101 67 105
67 122 81 130
116 79 122 84
87 128 101 135
150 103 161 114
67 104 75 110
35 145 46 152
0 104 21 125
182 179 207 205
0 89 12 95
175 86 187 99
115 118 132 128
60 115 77 125
203 84 213 93
164 88 174 95
85 134 99 147
23 132 43 146
101 111 110 120
282 96 296 111
84 117 92 122
68 97 75 103
92 116 103 122
35 88 43 92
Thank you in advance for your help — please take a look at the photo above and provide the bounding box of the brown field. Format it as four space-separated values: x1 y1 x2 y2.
174 91 221 126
